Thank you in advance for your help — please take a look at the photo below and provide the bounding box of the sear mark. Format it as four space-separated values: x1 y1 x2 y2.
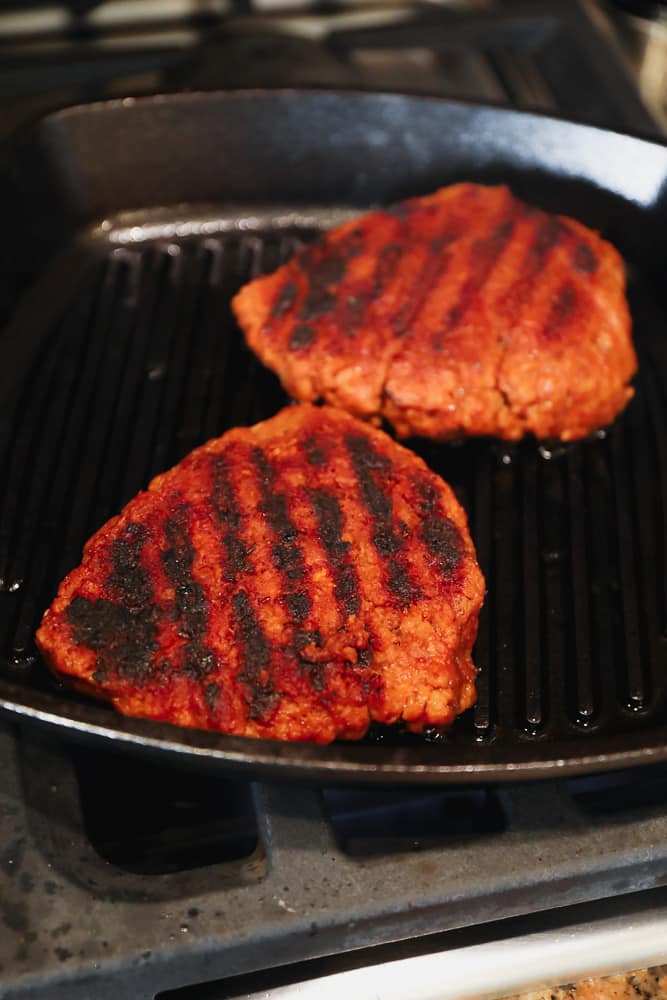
106 522 153 615
391 232 458 337
67 596 157 684
498 215 565 315
543 283 577 341
161 506 218 679
68 522 157 683
445 213 517 330
414 480 464 580
373 243 403 296
285 589 311 623
303 436 328 467
298 247 346 322
252 447 307 584
271 280 297 318
232 590 278 720
530 216 565 266
346 436 423 607
421 513 463 579
211 455 254 582
311 489 360 617
573 242 598 274
289 325 316 351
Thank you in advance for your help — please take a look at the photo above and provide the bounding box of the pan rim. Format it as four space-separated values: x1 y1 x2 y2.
3 88 667 783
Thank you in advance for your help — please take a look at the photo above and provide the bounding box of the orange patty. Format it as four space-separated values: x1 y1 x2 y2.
233 183 636 441
36 405 485 743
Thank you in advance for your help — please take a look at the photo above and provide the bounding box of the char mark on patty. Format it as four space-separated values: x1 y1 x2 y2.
543 283 577 341
161 504 218 679
232 589 279 721
311 488 361 617
392 232 458 337
67 522 158 682
445 213 518 331
211 454 254 583
345 435 423 608
252 445 312 624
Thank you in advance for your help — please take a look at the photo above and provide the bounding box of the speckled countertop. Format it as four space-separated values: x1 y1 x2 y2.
505 966 667 1000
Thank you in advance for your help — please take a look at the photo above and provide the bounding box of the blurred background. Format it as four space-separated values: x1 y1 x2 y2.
0 0 666 140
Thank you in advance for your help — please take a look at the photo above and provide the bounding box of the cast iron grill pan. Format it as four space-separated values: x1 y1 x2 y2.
0 91 665 782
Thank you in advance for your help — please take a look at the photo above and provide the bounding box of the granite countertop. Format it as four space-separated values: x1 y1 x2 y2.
506 966 667 1000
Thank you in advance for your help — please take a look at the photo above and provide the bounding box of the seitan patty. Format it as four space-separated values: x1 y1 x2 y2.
232 183 636 441
35 405 485 743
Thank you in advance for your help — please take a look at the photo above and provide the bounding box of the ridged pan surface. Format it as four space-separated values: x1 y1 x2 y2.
0 91 666 782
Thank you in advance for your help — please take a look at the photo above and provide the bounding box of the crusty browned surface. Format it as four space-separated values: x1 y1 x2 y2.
232 183 636 441
35 405 484 743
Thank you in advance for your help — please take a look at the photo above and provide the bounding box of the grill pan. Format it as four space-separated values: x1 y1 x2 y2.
0 90 666 783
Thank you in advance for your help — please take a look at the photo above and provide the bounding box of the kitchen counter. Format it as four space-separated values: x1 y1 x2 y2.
508 966 667 1000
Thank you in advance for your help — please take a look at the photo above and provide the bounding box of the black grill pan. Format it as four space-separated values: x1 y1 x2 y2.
0 90 666 783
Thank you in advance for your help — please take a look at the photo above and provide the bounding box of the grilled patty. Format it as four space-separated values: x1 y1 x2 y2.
233 183 636 441
36 405 484 743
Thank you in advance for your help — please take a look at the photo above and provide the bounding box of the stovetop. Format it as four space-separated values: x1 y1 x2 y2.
0 0 661 140
3 721 667 1000
1 2 667 998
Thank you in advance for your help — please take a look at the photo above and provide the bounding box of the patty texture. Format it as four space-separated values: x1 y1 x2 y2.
232 183 636 441
35 405 484 743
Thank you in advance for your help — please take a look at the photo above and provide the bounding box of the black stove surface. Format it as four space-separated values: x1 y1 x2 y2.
3 721 667 1000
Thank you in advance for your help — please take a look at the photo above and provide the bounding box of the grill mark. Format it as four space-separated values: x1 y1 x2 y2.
106 522 154 614
253 447 306 583
293 628 327 691
543 283 577 341
300 289 335 323
391 233 458 337
67 522 157 683
252 446 311 635
232 590 278 721
340 294 365 334
303 661 327 692
161 505 218 679
444 215 517 331
271 280 297 318
345 435 423 608
67 596 158 683
312 250 347 286
498 217 570 315
289 324 316 351
531 216 565 265
497 215 564 315
373 243 404 296
298 248 346 322
285 589 311 623
417 481 464 579
304 436 328 467
311 489 361 617
211 455 253 583
574 242 598 274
